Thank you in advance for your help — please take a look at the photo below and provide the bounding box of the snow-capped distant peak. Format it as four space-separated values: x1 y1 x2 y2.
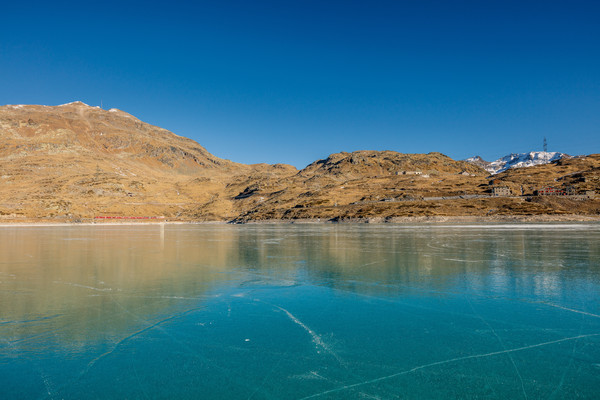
466 151 569 174
464 156 486 163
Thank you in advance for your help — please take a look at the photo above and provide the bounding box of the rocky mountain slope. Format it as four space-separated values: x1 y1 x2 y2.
1 103 598 222
231 151 600 222
0 102 296 220
231 151 491 221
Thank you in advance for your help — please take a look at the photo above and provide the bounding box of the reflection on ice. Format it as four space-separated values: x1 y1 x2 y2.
0 224 599 399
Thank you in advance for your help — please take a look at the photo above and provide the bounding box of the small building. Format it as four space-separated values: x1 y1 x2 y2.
492 186 511 197
536 186 566 196
397 171 423 175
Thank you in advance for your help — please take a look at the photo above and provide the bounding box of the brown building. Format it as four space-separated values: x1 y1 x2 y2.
492 186 511 196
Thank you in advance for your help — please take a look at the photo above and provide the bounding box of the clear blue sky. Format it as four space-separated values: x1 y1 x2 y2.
1 0 598 167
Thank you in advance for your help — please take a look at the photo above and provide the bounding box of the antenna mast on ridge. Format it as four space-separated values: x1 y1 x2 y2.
543 137 547 152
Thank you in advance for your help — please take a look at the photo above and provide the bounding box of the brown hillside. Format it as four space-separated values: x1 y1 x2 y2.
1 103 598 223
300 150 484 179
490 154 600 195
0 102 295 221
232 152 600 222
231 150 493 221
0 102 237 173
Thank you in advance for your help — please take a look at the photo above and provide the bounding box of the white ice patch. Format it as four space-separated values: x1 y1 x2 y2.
273 304 344 365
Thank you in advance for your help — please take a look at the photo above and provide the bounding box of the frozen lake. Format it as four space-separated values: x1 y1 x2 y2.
1 224 599 399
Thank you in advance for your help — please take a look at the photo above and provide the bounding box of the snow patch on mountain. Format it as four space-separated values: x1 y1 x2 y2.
57 101 100 108
466 152 569 175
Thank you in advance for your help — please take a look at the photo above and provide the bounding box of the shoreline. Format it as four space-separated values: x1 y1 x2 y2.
235 214 600 224
0 220 227 227
1 214 599 227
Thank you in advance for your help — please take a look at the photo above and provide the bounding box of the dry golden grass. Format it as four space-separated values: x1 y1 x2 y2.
1 103 599 223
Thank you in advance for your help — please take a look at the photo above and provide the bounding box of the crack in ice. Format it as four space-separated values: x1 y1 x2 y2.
81 313 183 375
272 304 344 365
252 300 346 367
468 299 527 399
299 333 600 399
53 281 113 292
539 302 600 319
